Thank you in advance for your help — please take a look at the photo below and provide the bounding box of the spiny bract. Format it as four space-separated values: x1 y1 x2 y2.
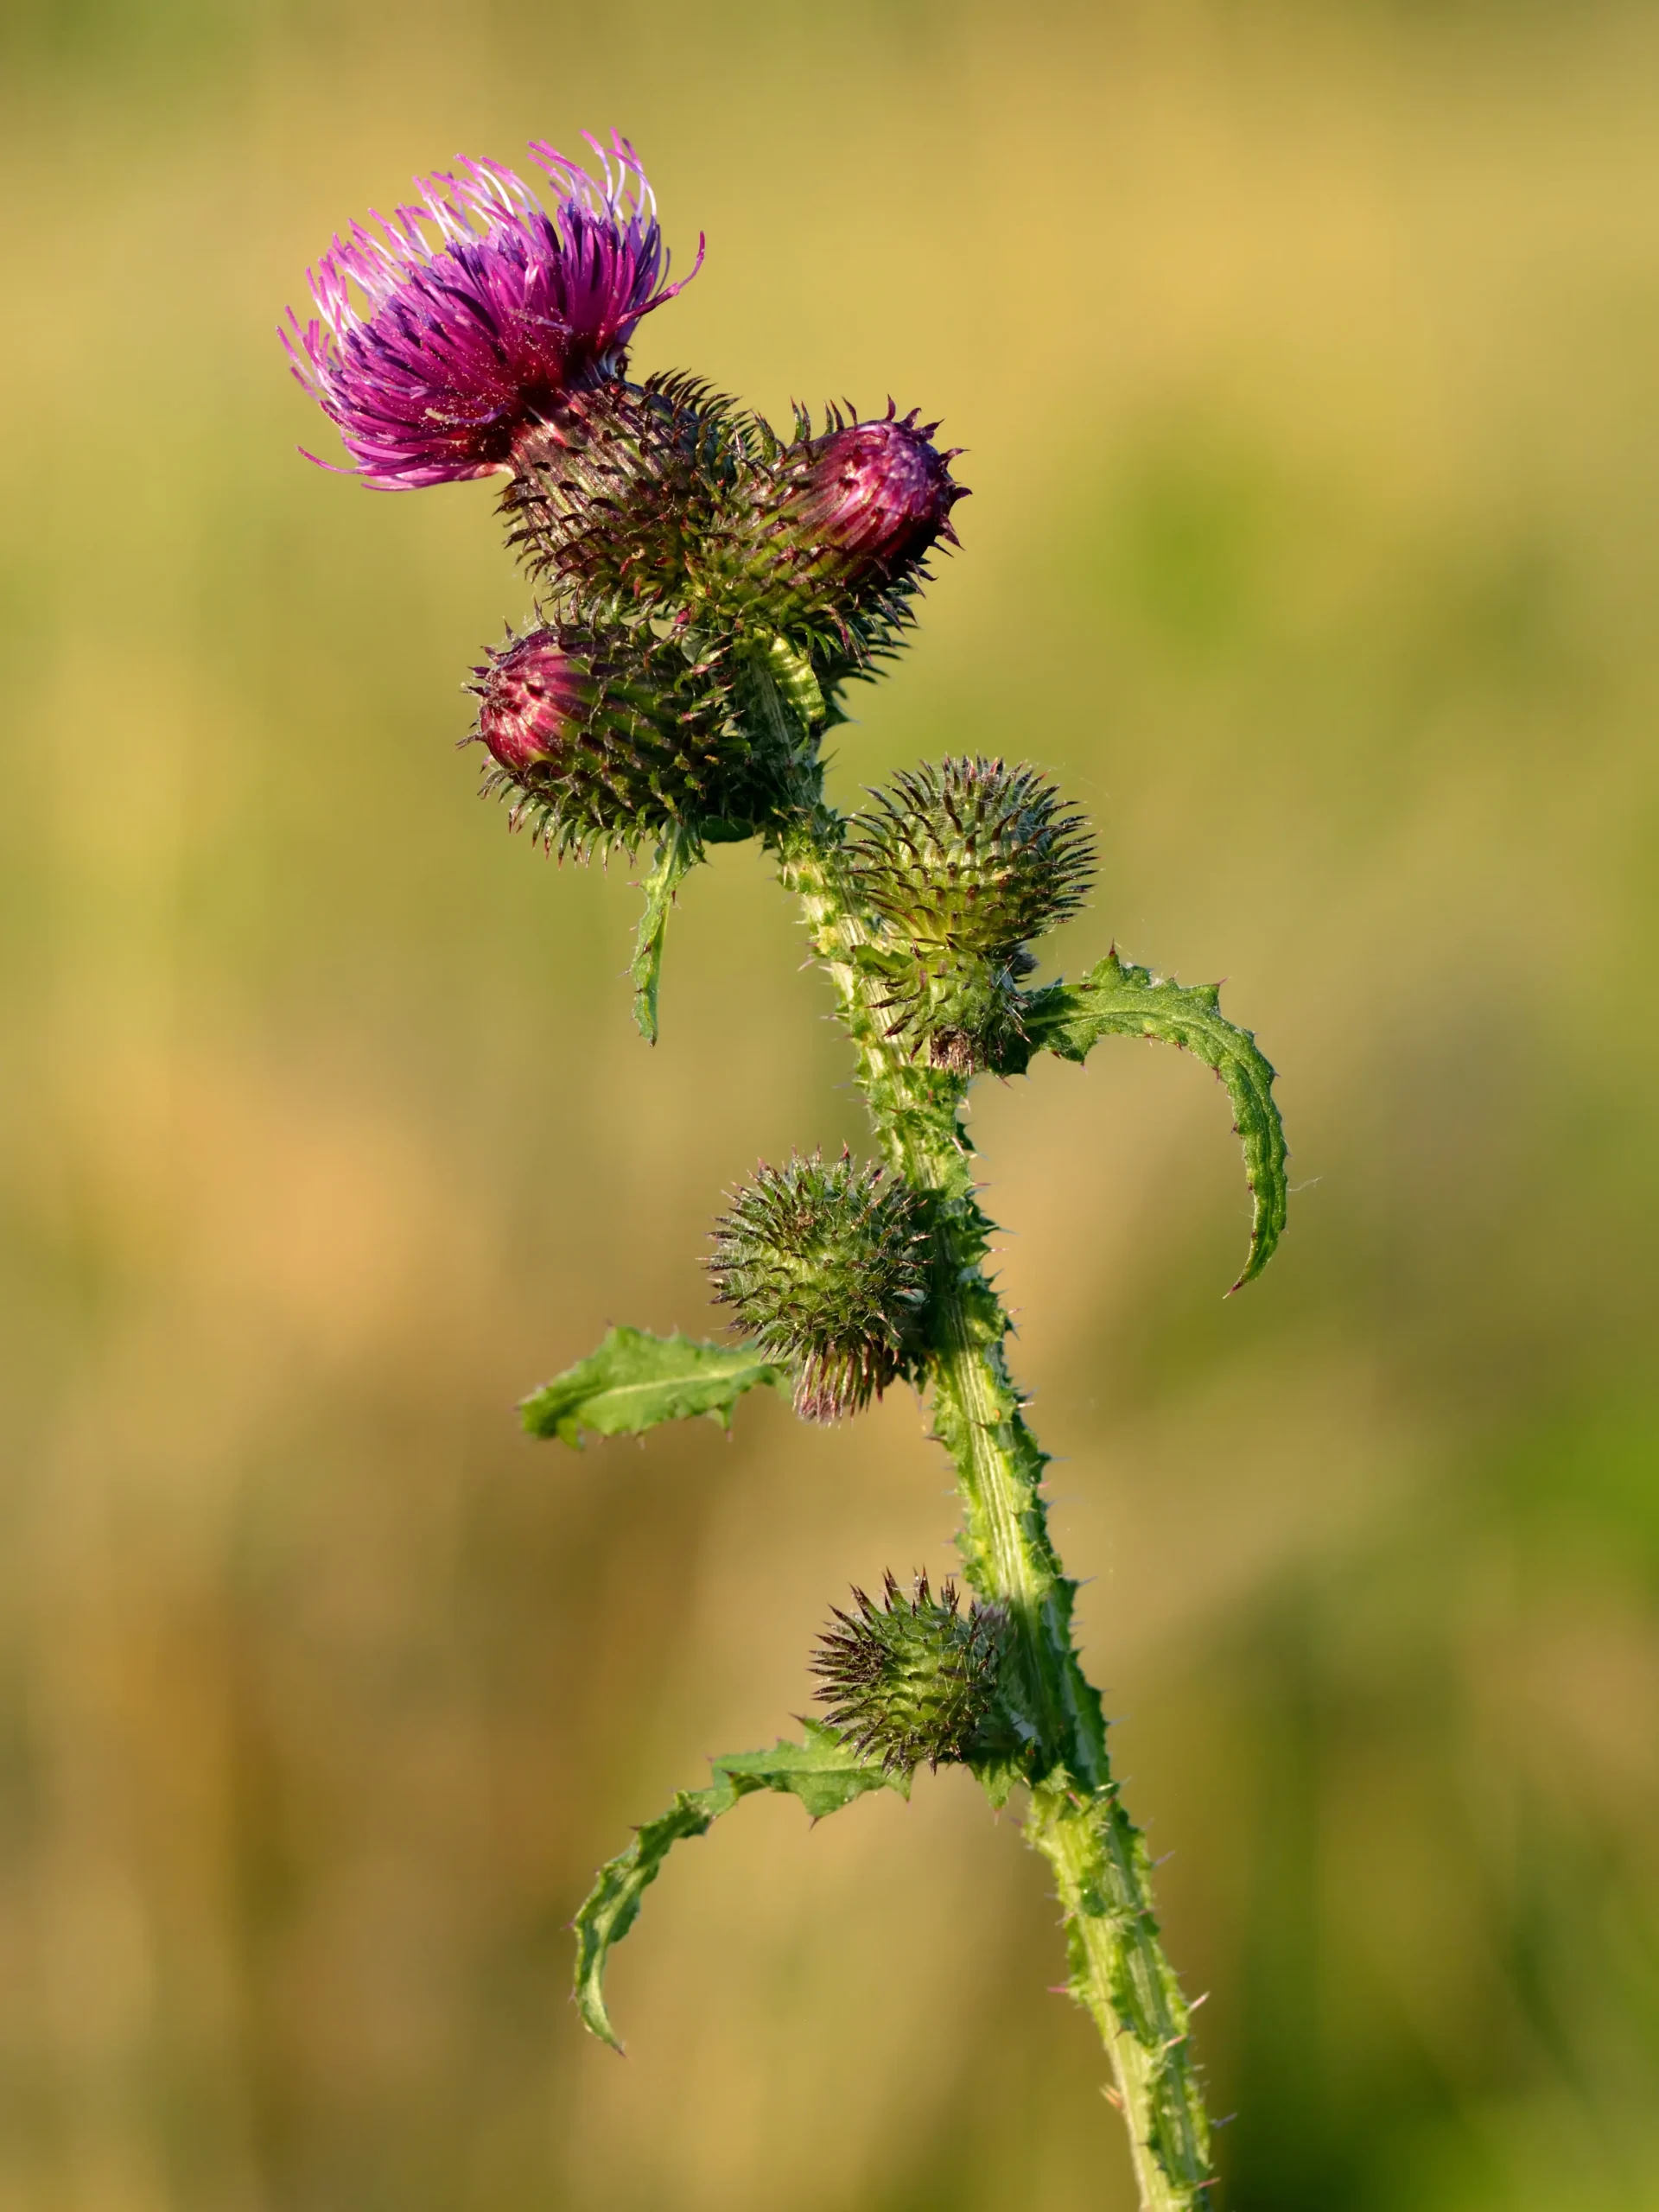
812 1571 1012 1774
706 1152 931 1422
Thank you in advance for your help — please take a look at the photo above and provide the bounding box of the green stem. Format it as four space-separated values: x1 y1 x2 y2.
1031 1782 1214 2209
774 807 1217 2212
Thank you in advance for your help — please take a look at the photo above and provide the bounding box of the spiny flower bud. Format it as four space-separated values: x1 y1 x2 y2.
505 374 747 619
848 757 1095 1075
851 756 1095 959
468 623 770 857
707 1152 931 1422
791 405 966 579
811 1572 1012 1775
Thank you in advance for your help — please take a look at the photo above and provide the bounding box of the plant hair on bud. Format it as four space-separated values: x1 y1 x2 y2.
811 1571 1013 1774
707 1151 931 1421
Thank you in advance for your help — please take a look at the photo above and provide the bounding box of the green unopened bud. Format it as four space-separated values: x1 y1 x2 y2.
848 757 1094 1073
707 1152 930 1422
811 1572 1012 1774
851 756 1094 957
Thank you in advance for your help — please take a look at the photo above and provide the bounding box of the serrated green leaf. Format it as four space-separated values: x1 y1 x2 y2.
572 1721 904 2047
520 1325 785 1447
630 829 698 1046
1022 949 1287 1289
711 1724 912 1819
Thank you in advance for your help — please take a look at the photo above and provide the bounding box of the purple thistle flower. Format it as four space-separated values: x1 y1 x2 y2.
795 406 967 573
282 134 701 491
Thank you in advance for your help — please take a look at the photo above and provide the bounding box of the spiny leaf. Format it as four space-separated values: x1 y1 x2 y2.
520 1325 785 1447
1022 949 1287 1289
630 829 699 1045
572 1721 905 2047
709 1727 912 1820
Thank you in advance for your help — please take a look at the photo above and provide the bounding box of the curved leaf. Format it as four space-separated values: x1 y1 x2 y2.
572 1723 904 2047
630 830 699 1045
1022 950 1287 1288
521 1325 785 1447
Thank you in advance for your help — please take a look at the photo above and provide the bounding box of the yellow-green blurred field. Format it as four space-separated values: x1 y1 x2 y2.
3 2 1657 2206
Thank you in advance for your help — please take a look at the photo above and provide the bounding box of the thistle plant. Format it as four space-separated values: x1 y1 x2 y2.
284 131 1288 2210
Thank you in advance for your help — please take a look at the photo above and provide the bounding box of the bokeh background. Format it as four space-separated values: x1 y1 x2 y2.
3 2 1657 2206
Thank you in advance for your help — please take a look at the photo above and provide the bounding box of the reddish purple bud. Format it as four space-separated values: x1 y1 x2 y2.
474 631 594 776
797 407 966 573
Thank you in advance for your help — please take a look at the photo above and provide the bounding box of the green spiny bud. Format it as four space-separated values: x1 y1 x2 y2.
468 620 780 858
504 376 759 624
850 756 1094 957
811 1571 1013 1774
707 1151 931 1422
848 757 1094 1074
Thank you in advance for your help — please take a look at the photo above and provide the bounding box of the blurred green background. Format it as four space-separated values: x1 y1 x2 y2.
3 1 1657 2207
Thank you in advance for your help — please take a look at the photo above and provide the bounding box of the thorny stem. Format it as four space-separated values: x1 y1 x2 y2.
773 797 1217 2212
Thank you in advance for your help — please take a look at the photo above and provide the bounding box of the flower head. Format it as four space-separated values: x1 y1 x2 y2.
282 134 700 490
